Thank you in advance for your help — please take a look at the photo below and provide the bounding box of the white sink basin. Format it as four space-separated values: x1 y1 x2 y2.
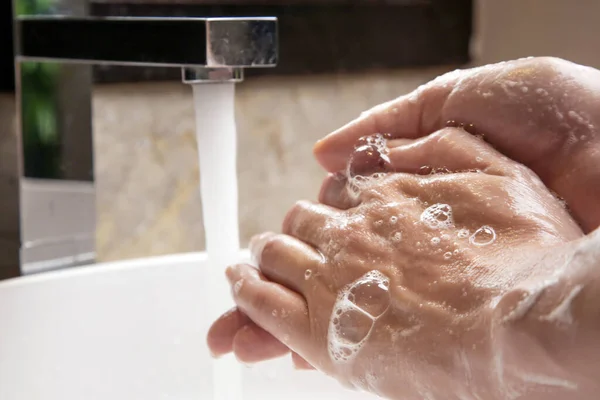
0 251 375 400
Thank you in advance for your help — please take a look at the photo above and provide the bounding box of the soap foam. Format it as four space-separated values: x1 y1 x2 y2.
345 134 391 199
328 271 391 364
420 204 454 230
304 269 313 280
457 229 470 239
391 231 403 243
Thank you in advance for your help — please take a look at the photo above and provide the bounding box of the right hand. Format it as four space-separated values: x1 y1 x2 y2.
314 57 600 232
216 128 586 399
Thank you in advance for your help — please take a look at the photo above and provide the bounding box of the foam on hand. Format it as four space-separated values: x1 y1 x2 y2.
328 271 391 364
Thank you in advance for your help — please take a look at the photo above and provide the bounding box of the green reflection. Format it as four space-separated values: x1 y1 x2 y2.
21 61 61 178
15 0 55 16
17 0 63 178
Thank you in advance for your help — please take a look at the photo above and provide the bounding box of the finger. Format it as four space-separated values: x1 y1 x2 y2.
314 74 458 173
250 232 322 294
291 352 315 370
318 173 359 210
226 264 310 354
232 323 290 363
387 127 514 176
282 200 341 249
207 307 250 357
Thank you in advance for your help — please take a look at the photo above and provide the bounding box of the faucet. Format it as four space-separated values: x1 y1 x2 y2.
1 2 277 280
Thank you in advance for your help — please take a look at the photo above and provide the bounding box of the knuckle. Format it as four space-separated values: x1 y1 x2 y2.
535 56 569 73
282 200 306 233
521 56 569 84
250 288 272 314
428 128 457 150
259 235 283 265
282 200 315 235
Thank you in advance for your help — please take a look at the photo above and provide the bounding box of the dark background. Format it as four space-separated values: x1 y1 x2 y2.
1 0 472 91
0 1 15 92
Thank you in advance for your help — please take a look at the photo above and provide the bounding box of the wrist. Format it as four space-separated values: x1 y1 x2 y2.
489 237 600 398
550 141 600 232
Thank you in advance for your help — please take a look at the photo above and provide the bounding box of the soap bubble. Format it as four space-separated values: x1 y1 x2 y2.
469 226 496 247
420 204 454 230
328 271 391 364
457 229 470 239
345 134 391 198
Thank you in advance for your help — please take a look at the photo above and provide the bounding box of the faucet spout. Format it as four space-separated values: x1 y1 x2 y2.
3 13 278 279
181 67 244 84
17 17 278 71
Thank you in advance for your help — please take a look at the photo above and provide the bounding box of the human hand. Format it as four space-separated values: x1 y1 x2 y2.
209 128 583 399
314 57 600 232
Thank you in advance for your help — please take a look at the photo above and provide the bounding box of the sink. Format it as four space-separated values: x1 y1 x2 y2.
0 251 375 400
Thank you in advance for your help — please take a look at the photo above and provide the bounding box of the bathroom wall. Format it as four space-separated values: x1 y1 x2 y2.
4 0 600 263
94 70 446 260
95 0 600 261
473 0 600 68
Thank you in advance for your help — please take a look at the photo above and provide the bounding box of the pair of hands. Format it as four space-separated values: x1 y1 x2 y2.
208 57 600 399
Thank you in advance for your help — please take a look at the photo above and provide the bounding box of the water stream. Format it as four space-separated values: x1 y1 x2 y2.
192 83 243 400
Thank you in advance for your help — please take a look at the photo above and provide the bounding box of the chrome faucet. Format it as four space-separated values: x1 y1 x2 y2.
1 2 277 279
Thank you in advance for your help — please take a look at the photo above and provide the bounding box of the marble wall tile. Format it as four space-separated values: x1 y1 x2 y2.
94 69 448 261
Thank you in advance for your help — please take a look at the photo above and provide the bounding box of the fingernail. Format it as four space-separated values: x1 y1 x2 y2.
225 265 239 285
249 232 274 265
210 350 222 359
318 173 347 205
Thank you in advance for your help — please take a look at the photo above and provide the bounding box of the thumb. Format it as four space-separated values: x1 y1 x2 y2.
313 73 458 173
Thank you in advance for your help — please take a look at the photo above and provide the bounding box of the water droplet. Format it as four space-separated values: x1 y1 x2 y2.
390 216 398 224
272 309 279 317
418 166 432 175
233 280 243 294
475 156 483 162
430 167 451 175
444 252 452 260
457 229 470 239
431 237 440 245
469 226 496 247
304 269 313 280
391 231 402 243
441 234 450 241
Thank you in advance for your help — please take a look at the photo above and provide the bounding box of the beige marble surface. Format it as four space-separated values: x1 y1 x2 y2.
4 0 600 266
93 69 448 261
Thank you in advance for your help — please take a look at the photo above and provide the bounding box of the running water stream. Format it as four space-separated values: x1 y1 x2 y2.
192 83 243 400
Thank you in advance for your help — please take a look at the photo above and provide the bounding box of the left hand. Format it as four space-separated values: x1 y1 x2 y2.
207 128 583 397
